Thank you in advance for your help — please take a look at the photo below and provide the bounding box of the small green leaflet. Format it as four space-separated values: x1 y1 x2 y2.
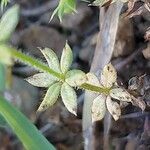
50 0 77 22
1 0 9 11
0 5 19 42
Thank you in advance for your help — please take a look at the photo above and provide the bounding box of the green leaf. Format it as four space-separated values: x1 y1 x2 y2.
64 0 76 13
61 82 77 115
65 69 87 87
0 96 56 150
39 48 61 73
26 73 58 88
0 5 19 42
92 94 106 122
0 44 12 65
50 0 76 22
38 82 61 112
60 42 73 73
1 0 9 11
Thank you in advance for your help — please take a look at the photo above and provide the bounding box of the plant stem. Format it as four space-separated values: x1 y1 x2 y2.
9 47 109 94
11 48 64 80
81 83 110 94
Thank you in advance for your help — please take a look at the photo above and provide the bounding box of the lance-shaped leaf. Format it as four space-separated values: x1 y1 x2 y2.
100 63 117 88
110 88 132 102
60 42 73 73
90 0 117 6
61 83 77 115
1 0 9 11
0 5 19 42
65 69 87 87
26 73 58 87
38 82 61 112
86 73 101 86
92 94 106 122
39 48 61 73
106 96 121 121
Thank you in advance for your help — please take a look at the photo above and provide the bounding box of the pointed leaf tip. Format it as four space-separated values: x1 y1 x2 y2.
60 42 73 73
106 96 121 121
50 0 77 22
39 48 61 73
92 94 106 122
0 5 20 42
100 63 117 88
61 83 77 115
38 82 61 112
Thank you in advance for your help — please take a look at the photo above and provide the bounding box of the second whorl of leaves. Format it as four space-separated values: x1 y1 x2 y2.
26 42 87 116
90 63 146 122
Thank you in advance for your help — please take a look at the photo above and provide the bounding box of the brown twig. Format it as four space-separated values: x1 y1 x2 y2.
82 2 123 150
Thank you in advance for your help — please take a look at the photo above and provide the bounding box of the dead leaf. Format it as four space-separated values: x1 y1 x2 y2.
126 1 144 18
144 0 150 12
124 0 150 18
92 94 106 122
100 63 117 88
110 88 132 102
61 82 77 115
106 96 121 120
131 96 146 111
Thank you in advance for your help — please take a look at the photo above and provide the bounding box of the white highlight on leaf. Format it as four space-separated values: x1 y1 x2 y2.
60 42 73 73
26 73 58 87
106 96 121 121
131 95 146 111
86 73 101 87
39 48 61 73
110 88 132 102
91 0 117 6
61 82 77 115
92 94 106 122
0 5 19 42
100 63 117 88
65 69 87 87
0 44 12 65
38 82 61 112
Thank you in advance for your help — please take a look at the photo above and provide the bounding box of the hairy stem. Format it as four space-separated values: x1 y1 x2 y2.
11 48 64 80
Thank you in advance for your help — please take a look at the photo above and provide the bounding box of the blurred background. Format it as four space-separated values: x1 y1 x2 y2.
0 0 150 149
